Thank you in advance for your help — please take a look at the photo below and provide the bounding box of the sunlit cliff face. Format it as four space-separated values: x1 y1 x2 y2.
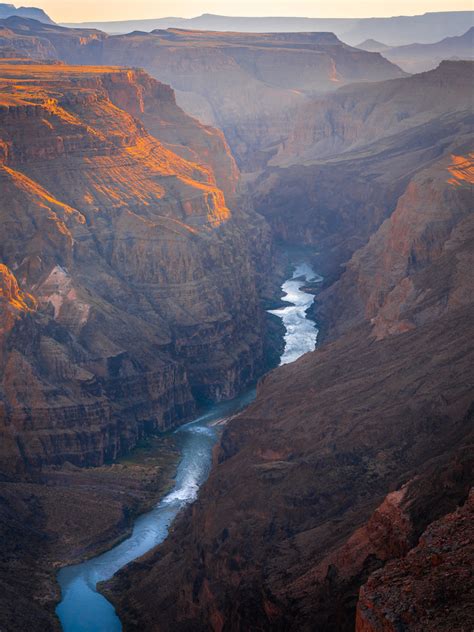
0 264 36 337
447 152 474 186
0 63 232 233
0 59 269 474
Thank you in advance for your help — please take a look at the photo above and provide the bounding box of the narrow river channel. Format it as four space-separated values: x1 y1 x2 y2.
56 261 320 632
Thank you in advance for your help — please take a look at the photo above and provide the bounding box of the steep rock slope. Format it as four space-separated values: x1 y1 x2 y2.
275 61 472 164
0 19 405 168
356 490 474 632
0 61 270 474
317 150 474 340
106 142 474 631
254 61 473 278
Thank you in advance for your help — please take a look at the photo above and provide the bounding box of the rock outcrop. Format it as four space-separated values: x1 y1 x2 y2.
0 60 271 474
356 489 474 632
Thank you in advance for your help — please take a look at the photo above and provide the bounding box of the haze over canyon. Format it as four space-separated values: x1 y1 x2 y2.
0 4 472 632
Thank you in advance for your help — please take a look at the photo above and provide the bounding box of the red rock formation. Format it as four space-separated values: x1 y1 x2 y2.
0 61 271 474
0 264 36 337
356 489 474 632
317 151 474 341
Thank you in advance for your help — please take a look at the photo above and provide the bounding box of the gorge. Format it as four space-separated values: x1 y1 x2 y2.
56 263 320 632
0 12 473 632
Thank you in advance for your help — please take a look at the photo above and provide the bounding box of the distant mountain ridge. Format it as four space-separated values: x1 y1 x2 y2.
61 11 474 46
380 26 474 72
0 2 53 23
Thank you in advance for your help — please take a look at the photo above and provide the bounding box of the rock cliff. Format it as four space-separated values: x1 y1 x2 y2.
274 60 472 164
0 61 271 474
356 489 474 632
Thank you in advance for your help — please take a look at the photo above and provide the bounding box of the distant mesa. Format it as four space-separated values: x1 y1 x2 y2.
0 2 54 24
381 26 474 73
60 11 474 46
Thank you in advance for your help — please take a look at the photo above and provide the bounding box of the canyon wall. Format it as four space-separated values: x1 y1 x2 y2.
106 68 474 631
0 19 406 168
356 489 474 632
0 61 272 474
254 61 473 280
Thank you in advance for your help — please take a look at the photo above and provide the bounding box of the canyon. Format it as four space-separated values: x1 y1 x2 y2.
0 59 279 475
0 18 406 167
0 15 472 632
105 63 473 631
107 148 474 632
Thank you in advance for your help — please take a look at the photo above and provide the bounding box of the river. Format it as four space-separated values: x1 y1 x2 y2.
56 261 320 632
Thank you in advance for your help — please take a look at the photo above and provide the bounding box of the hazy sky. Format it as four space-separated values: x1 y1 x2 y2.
39 0 472 23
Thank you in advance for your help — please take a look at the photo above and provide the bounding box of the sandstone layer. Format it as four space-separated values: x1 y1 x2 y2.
0 60 271 475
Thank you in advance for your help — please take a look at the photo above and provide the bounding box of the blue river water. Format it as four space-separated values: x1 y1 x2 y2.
56 262 320 632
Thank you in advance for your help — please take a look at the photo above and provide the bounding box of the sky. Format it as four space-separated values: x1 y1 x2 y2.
36 0 473 23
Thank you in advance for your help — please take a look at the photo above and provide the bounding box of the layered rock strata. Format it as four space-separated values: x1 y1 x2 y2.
0 61 270 474
0 19 406 168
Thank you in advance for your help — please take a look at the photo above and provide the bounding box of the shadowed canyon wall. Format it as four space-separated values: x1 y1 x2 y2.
0 61 273 475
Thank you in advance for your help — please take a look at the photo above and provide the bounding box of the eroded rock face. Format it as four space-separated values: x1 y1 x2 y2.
274 61 473 165
316 151 474 341
356 489 474 632
254 61 473 281
0 61 271 474
0 19 406 168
